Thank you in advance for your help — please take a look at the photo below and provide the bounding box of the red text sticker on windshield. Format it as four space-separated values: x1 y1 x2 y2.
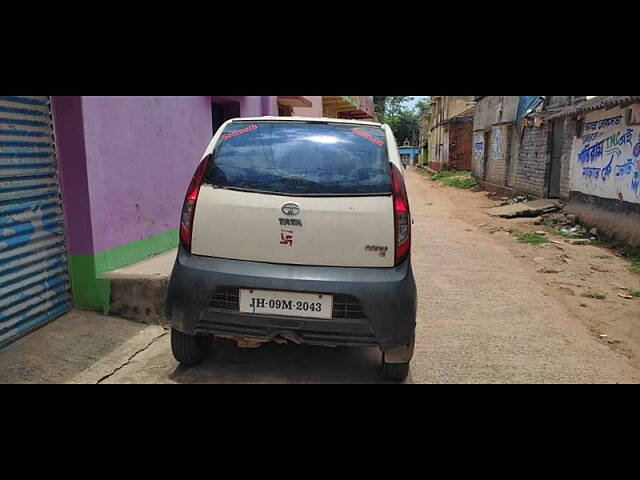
223 124 258 140
352 128 384 147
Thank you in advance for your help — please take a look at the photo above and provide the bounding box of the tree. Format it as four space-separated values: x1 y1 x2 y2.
373 96 413 123
414 97 431 117
387 109 420 145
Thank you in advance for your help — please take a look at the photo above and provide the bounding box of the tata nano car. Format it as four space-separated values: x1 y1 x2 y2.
167 117 417 380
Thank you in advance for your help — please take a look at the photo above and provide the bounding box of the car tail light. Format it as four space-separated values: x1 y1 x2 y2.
180 155 212 251
390 163 411 265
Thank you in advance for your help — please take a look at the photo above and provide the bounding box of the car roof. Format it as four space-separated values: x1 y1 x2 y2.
230 116 384 127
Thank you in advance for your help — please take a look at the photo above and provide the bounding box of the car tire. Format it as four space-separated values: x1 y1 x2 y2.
381 359 410 381
171 327 212 366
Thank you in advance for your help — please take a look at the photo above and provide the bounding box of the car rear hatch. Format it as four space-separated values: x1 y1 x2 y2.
190 120 395 268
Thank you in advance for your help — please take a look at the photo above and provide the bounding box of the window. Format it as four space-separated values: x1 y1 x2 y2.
206 121 392 196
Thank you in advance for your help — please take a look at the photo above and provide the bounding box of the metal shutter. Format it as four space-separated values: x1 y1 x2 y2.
0 96 71 348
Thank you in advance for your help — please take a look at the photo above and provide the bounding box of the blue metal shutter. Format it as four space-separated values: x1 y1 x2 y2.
0 96 71 348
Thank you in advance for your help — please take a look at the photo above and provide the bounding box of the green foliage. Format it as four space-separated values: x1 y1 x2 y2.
387 109 420 145
373 96 412 124
432 170 464 180
581 292 606 300
415 98 431 117
514 232 549 245
631 290 640 298
373 96 423 145
431 170 477 189
623 246 640 275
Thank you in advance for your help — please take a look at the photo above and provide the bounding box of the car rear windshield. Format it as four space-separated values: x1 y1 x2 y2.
204 121 392 196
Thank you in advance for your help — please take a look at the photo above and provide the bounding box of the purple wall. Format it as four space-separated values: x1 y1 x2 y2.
80 96 213 253
212 96 277 116
51 96 94 255
52 95 277 256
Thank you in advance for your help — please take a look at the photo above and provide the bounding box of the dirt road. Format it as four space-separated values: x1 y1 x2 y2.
3 168 638 383
407 169 638 383
97 168 639 383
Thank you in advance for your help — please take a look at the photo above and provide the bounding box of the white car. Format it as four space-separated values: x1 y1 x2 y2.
167 117 417 380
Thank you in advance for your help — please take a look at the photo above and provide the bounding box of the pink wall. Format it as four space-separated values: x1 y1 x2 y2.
53 95 278 256
81 96 214 253
292 96 323 117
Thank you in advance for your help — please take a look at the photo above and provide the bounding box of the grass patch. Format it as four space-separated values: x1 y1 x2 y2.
432 170 464 180
430 170 477 189
514 232 549 245
441 176 478 189
581 292 606 300
577 236 640 276
623 246 640 275
631 290 640 298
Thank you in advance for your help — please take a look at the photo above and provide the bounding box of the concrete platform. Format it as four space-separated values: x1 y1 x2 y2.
102 249 176 281
486 199 562 218
102 249 176 325
0 309 167 384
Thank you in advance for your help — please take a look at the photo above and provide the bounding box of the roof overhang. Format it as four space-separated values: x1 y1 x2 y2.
277 96 313 108
542 96 640 123
322 96 360 112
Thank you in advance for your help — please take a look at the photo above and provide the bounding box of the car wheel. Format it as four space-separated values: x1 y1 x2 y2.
171 327 212 366
381 360 410 381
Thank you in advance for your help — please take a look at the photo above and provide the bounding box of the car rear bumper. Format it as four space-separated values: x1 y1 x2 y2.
166 246 417 351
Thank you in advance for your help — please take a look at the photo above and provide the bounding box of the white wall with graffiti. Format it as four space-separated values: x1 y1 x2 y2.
472 132 485 179
570 105 640 203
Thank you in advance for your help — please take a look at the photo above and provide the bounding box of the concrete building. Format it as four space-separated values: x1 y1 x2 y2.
0 95 321 348
472 96 586 199
428 96 475 171
418 101 433 167
398 140 420 167
322 96 375 120
543 96 640 245
276 96 323 117
442 106 474 171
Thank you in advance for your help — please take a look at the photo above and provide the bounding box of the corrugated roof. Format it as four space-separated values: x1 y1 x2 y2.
542 96 640 122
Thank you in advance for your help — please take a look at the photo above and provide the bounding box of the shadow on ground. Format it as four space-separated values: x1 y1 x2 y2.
163 338 395 384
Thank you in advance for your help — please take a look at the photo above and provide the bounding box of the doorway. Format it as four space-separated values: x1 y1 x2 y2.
212 100 241 135
483 131 490 180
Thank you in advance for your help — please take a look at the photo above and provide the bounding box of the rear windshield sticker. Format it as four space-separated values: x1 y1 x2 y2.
223 124 258 140
352 128 384 147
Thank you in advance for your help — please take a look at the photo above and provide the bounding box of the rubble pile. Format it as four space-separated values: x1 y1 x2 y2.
499 195 529 206
540 212 598 244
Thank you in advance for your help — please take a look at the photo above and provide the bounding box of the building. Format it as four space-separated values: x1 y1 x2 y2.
442 106 474 171
276 96 323 117
322 96 375 120
0 95 321 348
428 96 475 171
398 140 420 167
472 96 586 199
543 96 640 245
418 101 433 167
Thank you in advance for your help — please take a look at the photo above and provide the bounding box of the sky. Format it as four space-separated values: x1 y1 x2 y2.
406 96 429 110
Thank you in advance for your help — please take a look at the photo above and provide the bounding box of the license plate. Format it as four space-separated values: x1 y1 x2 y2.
239 289 333 320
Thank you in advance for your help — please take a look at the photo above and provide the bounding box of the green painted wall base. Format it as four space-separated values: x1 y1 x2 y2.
68 228 178 313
